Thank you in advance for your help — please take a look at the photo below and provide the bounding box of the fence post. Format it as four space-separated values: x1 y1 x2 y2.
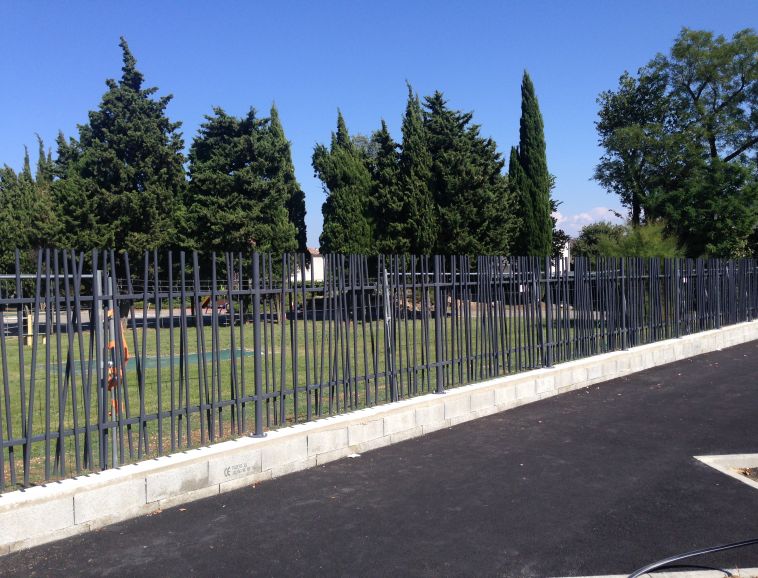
252 252 265 437
434 255 445 394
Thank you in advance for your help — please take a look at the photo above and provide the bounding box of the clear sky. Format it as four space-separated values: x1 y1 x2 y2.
1 0 756 245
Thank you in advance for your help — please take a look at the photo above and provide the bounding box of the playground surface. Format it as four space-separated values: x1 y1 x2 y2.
3 340 758 577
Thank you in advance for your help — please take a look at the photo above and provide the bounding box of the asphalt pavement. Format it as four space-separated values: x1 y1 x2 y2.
3 340 758 577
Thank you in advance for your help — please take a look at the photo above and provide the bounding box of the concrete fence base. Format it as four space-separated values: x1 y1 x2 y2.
2 321 758 554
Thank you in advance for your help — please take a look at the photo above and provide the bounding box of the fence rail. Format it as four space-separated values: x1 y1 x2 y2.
1 250 757 491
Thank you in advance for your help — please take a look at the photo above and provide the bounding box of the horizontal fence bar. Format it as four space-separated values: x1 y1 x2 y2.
1 251 757 491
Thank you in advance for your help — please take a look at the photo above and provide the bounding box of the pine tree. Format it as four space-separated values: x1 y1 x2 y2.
186 107 297 255
269 105 307 253
512 72 553 256
56 37 187 253
314 112 374 254
399 85 436 254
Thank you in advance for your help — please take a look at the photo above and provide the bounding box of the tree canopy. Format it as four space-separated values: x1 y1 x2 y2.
55 37 187 254
314 112 374 254
511 71 553 256
186 106 299 256
595 27 758 257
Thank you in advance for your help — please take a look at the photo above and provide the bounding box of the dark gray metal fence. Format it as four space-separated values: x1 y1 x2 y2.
1 250 756 491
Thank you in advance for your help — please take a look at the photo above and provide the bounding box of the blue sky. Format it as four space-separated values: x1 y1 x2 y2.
1 0 756 245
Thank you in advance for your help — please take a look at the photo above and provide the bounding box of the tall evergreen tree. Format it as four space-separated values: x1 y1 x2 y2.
399 85 436 254
186 107 297 255
424 91 515 255
269 105 307 254
314 112 374 254
0 167 28 272
512 71 553 256
0 142 58 271
55 37 187 253
369 120 404 254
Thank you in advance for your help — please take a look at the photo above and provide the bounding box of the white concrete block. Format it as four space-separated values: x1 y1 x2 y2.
601 359 618 377
0 496 73 544
383 410 416 436
422 421 451 435
348 419 384 446
208 448 262 485
471 389 495 412
587 363 603 381
74 478 146 525
158 484 219 510
415 404 445 428
535 375 556 394
616 356 631 373
494 384 517 405
316 446 352 466
261 436 308 470
8 522 92 554
471 405 499 419
516 380 536 399
146 460 209 503
219 470 273 493
390 426 424 444
308 428 348 456
444 395 471 419
269 457 317 479
355 436 392 454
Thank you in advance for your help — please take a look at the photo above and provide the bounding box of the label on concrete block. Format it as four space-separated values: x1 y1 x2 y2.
209 449 262 485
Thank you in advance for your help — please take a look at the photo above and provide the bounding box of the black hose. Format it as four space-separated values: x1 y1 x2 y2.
628 538 758 578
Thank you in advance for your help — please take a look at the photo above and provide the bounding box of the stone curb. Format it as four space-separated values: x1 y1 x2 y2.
2 320 758 554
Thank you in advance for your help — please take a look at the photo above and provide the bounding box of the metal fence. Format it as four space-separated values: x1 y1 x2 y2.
1 250 757 491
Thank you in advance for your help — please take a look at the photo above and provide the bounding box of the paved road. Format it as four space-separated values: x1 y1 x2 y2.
4 341 758 577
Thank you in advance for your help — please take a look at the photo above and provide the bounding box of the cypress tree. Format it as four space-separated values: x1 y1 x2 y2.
56 37 187 253
186 107 297 255
369 120 405 254
512 71 552 256
314 112 373 254
424 91 515 255
399 85 436 254
508 146 530 255
269 105 307 254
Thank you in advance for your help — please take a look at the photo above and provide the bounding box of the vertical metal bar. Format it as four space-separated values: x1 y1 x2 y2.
279 255 288 423
151 250 162 454
179 252 190 448
43 249 52 480
168 252 176 452
192 252 207 445
15 251 27 484
434 255 444 394
544 256 553 367
0 270 12 487
62 251 81 474
225 253 240 434
24 251 44 481
252 253 264 437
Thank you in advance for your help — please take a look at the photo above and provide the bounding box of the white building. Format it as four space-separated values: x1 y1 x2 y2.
291 247 324 283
